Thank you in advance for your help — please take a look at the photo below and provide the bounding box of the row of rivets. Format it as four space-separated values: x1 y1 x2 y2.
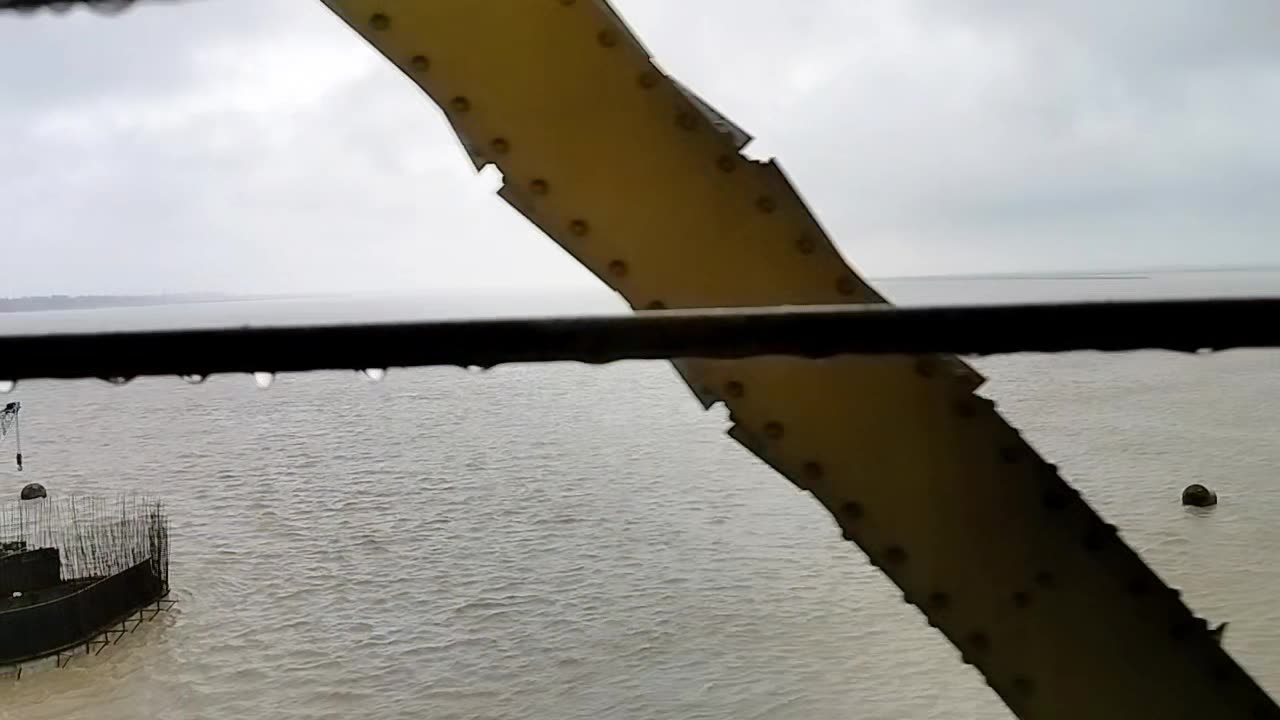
367 13 432 85
936 363 1062 699
562 7 851 301
441 5 1084 706
368 5 614 285
580 20 639 293
835 477 1039 696
362 10 1037 708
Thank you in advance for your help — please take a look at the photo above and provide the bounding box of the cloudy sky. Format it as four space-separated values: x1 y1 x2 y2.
1 0 1277 298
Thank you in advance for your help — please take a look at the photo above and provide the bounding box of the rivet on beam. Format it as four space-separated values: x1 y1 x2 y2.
913 355 937 378
966 631 991 653
802 461 823 482
1011 676 1035 697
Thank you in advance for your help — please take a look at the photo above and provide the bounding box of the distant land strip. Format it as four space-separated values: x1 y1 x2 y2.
0 293 325 313
874 264 1280 283
5 266 1278 312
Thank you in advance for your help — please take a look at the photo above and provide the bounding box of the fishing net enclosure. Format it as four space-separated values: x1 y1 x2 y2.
0 495 170 664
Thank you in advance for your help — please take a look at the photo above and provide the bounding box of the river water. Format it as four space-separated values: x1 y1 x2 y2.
2 271 1279 719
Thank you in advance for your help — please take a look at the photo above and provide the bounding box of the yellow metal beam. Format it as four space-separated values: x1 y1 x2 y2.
316 2 1277 717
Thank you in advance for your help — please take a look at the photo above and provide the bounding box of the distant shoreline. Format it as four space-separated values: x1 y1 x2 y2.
873 265 1280 283
4 265 1278 313
879 273 1149 282
0 293 330 314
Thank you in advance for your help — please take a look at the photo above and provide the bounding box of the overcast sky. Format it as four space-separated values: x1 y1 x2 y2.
1 0 1278 297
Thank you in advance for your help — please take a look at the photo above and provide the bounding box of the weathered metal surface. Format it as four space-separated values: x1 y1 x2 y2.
316 2 1278 716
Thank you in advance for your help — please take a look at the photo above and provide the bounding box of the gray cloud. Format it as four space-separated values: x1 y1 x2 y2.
2 0 1278 296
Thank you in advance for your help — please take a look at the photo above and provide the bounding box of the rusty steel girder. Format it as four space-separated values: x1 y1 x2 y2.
316 2 1277 717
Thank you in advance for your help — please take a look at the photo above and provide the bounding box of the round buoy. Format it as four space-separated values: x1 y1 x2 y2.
19 483 46 501
1181 483 1217 508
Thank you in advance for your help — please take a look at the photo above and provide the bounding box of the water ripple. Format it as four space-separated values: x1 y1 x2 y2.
2 351 1280 718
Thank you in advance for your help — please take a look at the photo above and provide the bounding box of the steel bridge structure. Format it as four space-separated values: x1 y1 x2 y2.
3 2 1278 717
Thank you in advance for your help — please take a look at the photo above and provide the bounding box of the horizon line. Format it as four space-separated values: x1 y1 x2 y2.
5 263 1280 302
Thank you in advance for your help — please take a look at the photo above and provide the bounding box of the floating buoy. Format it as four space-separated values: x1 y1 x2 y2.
1181 483 1217 508
19 483 46 501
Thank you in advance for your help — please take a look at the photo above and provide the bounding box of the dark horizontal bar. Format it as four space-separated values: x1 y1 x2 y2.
0 0 179 13
1 298 1278 381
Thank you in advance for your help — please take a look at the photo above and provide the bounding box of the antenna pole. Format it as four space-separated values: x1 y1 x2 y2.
13 403 20 471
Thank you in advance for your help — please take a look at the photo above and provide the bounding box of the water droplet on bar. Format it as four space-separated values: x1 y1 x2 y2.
361 368 387 382
180 374 207 385
0 380 14 394
101 376 134 386
253 372 275 389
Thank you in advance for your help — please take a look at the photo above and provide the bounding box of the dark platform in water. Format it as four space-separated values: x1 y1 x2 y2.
0 496 170 666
